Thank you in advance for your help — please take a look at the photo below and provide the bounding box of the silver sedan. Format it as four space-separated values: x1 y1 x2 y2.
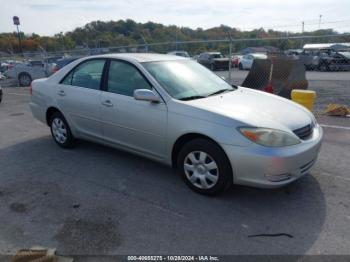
30 53 323 195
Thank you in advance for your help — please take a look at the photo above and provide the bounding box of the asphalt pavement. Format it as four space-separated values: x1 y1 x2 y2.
0 87 349 257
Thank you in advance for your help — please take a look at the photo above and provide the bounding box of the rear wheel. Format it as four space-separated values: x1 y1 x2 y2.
49 112 75 148
18 73 32 87
319 62 329 72
177 138 232 195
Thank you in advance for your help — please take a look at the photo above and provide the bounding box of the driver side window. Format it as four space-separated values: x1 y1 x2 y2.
107 60 151 96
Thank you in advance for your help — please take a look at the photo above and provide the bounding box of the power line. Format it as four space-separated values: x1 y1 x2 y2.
236 18 350 31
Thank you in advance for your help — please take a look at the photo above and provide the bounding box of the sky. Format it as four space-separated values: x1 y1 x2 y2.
1 0 350 36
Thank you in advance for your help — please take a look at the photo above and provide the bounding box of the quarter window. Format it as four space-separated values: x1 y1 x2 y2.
107 60 151 96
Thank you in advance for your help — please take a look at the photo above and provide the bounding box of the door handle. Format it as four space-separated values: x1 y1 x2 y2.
101 100 113 107
57 90 66 96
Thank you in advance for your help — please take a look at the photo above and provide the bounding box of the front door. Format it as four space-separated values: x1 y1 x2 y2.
100 60 167 159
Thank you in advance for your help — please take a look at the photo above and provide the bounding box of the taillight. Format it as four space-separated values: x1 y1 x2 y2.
29 83 33 96
53 66 59 73
263 84 273 93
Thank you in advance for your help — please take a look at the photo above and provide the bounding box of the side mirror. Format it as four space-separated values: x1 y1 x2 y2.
134 89 160 103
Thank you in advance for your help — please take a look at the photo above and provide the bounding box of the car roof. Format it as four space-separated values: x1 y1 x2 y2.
250 53 267 57
87 53 187 63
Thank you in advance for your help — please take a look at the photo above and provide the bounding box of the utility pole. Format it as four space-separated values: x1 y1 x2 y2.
175 27 178 51
12 16 22 55
141 35 148 53
224 27 233 84
319 15 322 29
302 21 304 33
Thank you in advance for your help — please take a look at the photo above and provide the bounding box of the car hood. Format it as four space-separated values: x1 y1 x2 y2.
182 87 313 132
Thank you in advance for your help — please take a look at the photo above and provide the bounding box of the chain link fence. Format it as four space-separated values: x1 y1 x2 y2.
1 34 349 113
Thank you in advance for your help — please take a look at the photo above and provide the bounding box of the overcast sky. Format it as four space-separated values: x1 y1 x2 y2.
1 0 350 35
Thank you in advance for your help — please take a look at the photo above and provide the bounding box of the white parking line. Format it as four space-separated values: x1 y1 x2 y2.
320 124 350 130
6 92 30 96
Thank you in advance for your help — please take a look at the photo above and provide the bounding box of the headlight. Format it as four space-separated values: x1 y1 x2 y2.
238 127 300 147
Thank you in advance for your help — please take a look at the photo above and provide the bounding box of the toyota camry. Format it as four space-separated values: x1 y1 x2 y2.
30 53 322 195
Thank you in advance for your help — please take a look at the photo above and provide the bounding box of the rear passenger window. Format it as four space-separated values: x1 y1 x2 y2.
61 59 105 90
107 60 151 96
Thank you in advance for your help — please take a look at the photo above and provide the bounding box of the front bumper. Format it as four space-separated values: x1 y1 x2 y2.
222 125 323 188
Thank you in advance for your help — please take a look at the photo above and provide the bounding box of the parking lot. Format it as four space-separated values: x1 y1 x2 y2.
216 69 350 111
0 85 349 257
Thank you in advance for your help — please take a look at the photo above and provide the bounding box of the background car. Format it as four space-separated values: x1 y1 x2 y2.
239 53 267 70
52 57 80 73
5 60 57 86
0 72 6 80
318 51 350 71
197 52 229 71
231 55 243 67
298 50 321 70
167 51 190 58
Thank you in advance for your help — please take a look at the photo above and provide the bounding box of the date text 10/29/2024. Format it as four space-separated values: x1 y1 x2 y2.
127 256 219 261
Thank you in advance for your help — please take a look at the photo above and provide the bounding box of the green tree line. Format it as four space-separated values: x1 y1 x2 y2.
0 19 349 55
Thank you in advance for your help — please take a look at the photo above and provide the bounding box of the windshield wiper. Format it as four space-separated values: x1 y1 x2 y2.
178 95 206 101
207 88 234 97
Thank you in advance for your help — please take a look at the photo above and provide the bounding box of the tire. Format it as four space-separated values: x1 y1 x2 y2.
18 73 32 87
0 88 2 103
318 62 329 72
177 138 232 195
210 64 215 71
238 63 243 70
49 111 75 148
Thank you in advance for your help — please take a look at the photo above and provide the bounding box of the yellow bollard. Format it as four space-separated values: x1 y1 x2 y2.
291 89 316 111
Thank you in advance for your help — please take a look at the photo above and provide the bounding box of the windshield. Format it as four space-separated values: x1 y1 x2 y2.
339 52 350 59
143 60 234 100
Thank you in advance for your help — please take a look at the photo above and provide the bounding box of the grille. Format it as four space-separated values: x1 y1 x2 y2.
293 124 313 140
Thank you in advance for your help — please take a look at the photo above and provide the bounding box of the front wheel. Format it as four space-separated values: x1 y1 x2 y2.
49 112 75 148
18 73 32 87
177 138 232 195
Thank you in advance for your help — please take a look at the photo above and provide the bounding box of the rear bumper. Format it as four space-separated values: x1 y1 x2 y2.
222 125 323 188
213 62 229 70
29 101 46 124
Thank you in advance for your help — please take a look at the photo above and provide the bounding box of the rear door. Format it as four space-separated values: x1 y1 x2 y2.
56 59 106 139
100 59 167 159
